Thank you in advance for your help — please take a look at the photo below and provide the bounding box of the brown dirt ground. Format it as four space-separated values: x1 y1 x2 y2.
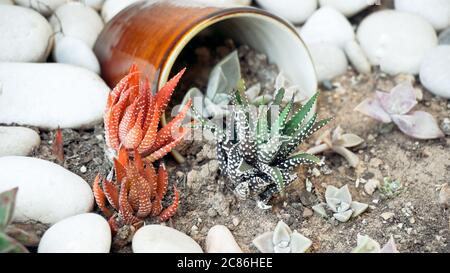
30 67 449 253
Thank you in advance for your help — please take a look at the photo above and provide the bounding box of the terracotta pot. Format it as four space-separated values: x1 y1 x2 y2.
94 0 317 100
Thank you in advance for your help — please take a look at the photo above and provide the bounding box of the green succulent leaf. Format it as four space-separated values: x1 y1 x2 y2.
284 92 319 136
0 232 28 253
0 188 18 231
273 88 285 106
279 153 321 170
271 100 293 136
256 106 269 144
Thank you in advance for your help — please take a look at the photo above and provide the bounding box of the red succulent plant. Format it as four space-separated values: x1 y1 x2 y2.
104 64 192 162
93 147 179 233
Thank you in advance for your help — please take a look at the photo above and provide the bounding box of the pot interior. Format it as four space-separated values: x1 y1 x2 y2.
162 12 317 103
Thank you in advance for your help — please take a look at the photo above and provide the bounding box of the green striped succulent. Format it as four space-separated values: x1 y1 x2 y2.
192 88 331 209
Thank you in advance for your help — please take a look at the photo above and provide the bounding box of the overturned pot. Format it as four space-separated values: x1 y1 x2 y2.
94 0 317 100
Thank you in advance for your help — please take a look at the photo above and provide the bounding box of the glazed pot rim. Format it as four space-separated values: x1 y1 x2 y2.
158 6 317 89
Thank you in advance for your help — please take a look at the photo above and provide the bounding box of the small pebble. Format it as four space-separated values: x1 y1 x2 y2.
303 208 314 218
364 179 380 195
441 118 450 136
380 212 395 220
80 166 87 173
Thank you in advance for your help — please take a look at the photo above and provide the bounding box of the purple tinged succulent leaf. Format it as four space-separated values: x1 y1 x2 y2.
354 97 392 123
376 82 417 115
0 232 28 253
252 232 275 253
380 237 399 253
391 111 445 140
0 188 18 231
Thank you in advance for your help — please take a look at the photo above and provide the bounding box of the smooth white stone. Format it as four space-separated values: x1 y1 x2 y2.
53 36 101 74
419 45 450 98
101 0 141 22
357 10 438 75
14 0 69 16
309 43 348 82
0 63 110 129
0 0 13 4
319 0 375 17
38 213 111 253
395 0 450 31
206 225 243 253
0 127 40 157
80 0 105 11
344 40 371 74
255 0 318 24
49 2 104 49
132 225 203 253
0 5 53 62
0 157 94 224
299 7 355 48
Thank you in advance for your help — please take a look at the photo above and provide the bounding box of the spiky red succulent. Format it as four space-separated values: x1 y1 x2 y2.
104 64 192 162
93 147 180 233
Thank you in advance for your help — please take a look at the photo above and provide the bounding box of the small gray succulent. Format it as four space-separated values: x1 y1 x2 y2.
312 185 368 222
252 221 312 253
307 126 364 168
181 50 241 119
351 234 399 253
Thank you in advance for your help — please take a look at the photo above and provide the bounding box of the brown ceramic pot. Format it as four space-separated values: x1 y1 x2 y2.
94 0 317 100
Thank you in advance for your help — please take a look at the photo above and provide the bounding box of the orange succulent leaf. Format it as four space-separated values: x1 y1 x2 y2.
137 101 160 154
52 128 64 164
155 68 186 115
158 185 180 222
118 178 141 225
152 99 192 152
108 216 120 235
135 175 153 218
143 163 157 199
144 127 190 162
102 175 120 211
157 163 168 201
106 89 131 150
93 174 113 218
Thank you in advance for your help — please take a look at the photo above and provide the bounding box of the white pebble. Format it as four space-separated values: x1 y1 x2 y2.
0 127 40 157
0 157 94 224
344 40 371 74
299 6 355 48
132 225 203 253
255 0 318 24
206 225 243 253
319 0 376 17
0 5 53 62
0 63 110 129
14 0 68 16
420 45 450 98
38 213 111 253
395 0 450 31
308 43 348 82
101 0 141 22
50 2 104 49
357 10 438 75
53 36 101 74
